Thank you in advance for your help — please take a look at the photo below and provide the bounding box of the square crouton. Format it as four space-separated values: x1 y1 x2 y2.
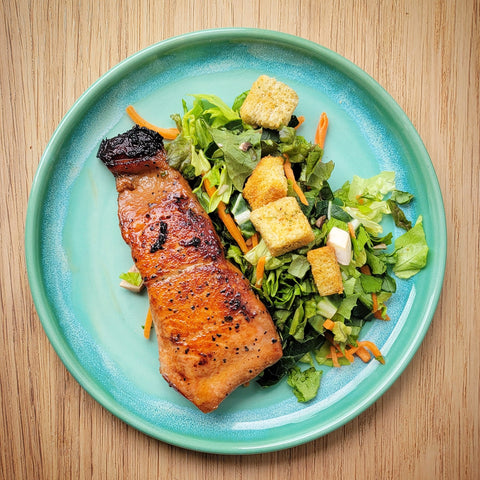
240 75 299 130
307 246 344 296
250 196 314 257
243 155 288 210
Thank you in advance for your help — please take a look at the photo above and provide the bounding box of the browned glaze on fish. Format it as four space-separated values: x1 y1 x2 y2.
97 126 282 413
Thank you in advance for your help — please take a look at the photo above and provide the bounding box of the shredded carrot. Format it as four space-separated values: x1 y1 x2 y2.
217 202 249 254
359 263 390 320
323 319 335 331
294 115 305 129
325 341 384 365
372 292 379 313
344 347 357 363
202 178 249 254
126 105 179 140
358 341 385 364
202 177 217 198
251 232 259 248
283 155 308 206
348 222 356 239
255 256 266 288
326 350 343 359
314 112 328 148
374 310 390 321
144 308 153 339
329 345 340 367
355 346 371 363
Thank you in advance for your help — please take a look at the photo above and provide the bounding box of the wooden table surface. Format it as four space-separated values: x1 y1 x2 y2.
1 1 479 478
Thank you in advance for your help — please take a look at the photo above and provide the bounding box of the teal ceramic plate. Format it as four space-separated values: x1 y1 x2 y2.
25 29 446 454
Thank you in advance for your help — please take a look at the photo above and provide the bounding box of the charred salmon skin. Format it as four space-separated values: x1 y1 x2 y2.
97 126 283 413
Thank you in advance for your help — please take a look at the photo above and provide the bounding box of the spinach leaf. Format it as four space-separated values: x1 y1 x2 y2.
387 199 412 230
257 335 325 387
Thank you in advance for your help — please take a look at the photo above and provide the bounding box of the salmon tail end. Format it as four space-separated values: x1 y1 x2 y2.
96 125 165 175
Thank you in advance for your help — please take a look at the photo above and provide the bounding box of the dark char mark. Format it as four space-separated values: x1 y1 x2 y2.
150 221 168 253
97 126 164 169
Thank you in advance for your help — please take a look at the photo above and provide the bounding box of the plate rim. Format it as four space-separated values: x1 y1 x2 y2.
25 27 447 454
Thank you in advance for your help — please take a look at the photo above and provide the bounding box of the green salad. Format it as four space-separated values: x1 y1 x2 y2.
124 87 429 403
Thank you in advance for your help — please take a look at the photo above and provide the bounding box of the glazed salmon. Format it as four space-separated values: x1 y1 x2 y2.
97 126 282 413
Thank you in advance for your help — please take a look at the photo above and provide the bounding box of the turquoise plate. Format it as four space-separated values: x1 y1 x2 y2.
25 29 446 454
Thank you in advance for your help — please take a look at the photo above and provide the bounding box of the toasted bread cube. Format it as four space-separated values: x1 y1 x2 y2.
307 246 344 296
250 196 314 257
240 75 299 129
243 156 288 210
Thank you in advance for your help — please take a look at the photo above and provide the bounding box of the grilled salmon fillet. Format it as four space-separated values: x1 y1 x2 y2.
97 126 282 413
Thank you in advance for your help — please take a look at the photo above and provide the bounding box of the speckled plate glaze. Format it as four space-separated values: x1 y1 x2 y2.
25 29 446 454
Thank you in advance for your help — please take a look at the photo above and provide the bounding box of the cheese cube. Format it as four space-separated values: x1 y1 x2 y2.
326 226 352 265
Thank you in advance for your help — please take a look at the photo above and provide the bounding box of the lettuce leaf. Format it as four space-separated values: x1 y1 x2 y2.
209 128 262 191
189 94 240 129
119 271 143 287
336 171 396 234
287 366 323 402
190 145 211 176
390 190 414 204
347 172 396 202
332 322 352 343
287 255 311 279
391 216 429 278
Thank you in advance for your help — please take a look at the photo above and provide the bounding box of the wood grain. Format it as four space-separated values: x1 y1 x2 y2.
1 0 479 478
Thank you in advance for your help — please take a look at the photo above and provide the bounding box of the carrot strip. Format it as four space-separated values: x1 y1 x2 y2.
374 310 390 321
330 345 340 367
294 115 305 129
251 232 259 248
325 346 357 364
255 256 266 288
355 346 371 363
217 202 249 254
314 112 328 148
326 350 344 359
144 308 153 339
348 222 356 239
357 341 385 364
344 346 357 363
283 156 308 206
126 105 179 140
202 177 217 198
359 263 390 319
202 177 249 253
323 319 335 331
372 292 379 313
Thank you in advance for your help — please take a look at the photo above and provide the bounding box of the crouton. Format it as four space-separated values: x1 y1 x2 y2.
243 155 288 210
240 75 299 129
250 196 314 257
307 246 344 296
